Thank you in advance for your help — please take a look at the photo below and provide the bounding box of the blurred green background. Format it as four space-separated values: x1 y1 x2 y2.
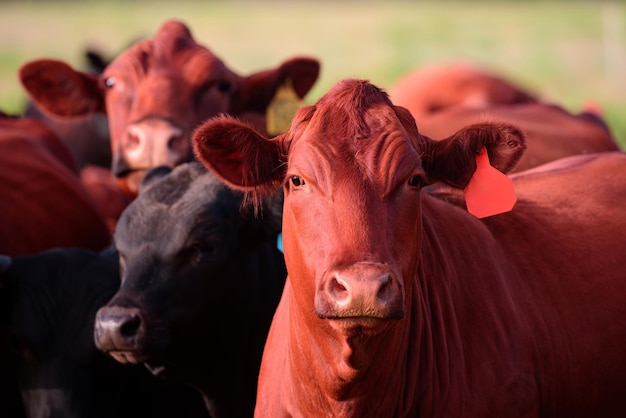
1 0 624 147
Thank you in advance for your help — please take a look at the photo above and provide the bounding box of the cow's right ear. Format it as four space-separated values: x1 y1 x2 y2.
19 59 105 118
192 116 286 196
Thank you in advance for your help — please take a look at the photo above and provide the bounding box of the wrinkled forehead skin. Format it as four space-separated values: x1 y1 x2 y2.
282 80 426 307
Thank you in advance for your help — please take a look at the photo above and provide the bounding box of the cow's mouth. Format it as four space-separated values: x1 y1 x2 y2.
115 169 150 196
108 350 152 365
326 317 393 338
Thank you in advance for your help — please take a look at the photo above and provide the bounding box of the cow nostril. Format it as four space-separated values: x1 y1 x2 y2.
167 132 187 154
126 131 141 150
120 314 142 338
377 276 394 302
329 277 349 302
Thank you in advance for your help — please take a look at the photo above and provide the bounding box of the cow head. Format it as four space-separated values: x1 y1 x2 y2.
0 249 210 418
19 20 320 196
192 79 525 347
93 162 285 412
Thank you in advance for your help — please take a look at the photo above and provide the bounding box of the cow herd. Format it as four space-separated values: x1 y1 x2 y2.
0 19 624 418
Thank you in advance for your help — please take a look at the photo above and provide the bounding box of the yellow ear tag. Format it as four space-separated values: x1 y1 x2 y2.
266 78 303 136
463 147 517 218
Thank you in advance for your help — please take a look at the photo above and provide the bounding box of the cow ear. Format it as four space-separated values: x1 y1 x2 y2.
236 57 320 113
276 57 321 99
192 116 286 196
19 59 105 118
422 122 526 189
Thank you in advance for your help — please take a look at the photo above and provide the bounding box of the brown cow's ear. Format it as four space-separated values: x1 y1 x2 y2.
19 59 105 118
235 57 320 114
192 116 285 195
422 122 526 189
278 57 321 99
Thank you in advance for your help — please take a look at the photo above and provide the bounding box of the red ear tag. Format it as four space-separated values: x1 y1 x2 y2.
463 147 517 218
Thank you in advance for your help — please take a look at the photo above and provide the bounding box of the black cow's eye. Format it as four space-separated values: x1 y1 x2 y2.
217 80 231 93
408 175 423 188
191 242 217 264
291 176 305 187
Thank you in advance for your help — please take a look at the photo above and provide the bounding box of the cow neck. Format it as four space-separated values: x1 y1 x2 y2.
189 240 285 418
412 194 536 417
283 278 424 416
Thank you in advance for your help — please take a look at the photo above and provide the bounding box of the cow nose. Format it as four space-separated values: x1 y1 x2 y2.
123 119 189 168
94 305 146 352
316 263 405 319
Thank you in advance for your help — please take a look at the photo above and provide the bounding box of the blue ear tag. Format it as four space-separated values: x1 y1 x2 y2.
276 233 284 253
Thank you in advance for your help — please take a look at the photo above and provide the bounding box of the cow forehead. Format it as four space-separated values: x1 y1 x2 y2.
289 101 422 190
115 169 241 252
106 39 229 85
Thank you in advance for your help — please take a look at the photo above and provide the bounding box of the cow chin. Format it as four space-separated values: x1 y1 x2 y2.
325 317 395 338
118 169 150 196
108 350 152 365
144 362 168 377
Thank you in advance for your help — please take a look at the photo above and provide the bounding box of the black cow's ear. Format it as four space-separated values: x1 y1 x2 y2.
260 189 284 236
238 188 284 251
139 165 173 194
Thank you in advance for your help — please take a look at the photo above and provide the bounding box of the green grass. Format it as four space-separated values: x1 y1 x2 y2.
1 0 625 147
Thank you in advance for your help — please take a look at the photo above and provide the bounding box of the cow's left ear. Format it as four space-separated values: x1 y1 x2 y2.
234 57 320 114
19 59 105 118
192 116 287 197
421 122 526 189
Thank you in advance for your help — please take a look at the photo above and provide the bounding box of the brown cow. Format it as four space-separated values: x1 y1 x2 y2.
0 114 111 256
388 62 620 172
193 79 626 417
387 61 538 119
19 19 320 198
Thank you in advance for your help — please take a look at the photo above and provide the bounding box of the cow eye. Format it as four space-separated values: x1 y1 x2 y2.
408 175 423 188
190 242 217 264
290 176 305 187
216 80 231 93
104 77 115 88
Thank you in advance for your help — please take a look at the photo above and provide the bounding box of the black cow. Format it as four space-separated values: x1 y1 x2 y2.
93 162 287 418
0 248 209 418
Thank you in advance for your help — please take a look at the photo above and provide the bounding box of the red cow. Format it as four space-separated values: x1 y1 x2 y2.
193 79 626 417
19 19 320 199
389 62 620 172
0 115 111 256
387 61 537 119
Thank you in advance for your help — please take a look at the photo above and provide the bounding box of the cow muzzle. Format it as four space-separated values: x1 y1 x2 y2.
93 305 152 364
113 118 192 189
315 262 405 322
